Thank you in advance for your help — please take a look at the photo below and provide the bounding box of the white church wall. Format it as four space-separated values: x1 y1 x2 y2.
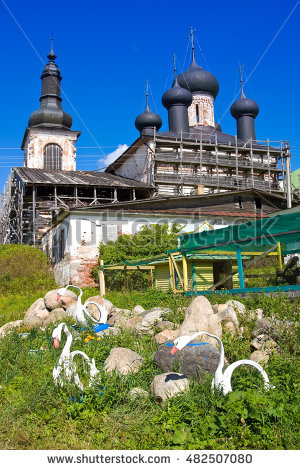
42 209 236 287
113 143 153 184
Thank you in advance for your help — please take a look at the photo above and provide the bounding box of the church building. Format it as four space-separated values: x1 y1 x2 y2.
106 36 288 198
0 41 152 245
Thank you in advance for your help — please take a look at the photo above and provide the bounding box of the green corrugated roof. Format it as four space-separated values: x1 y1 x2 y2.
177 209 300 253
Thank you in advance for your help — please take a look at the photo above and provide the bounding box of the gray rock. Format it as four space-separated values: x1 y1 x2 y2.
150 372 189 402
43 308 66 327
154 341 221 379
123 316 143 330
104 347 143 375
44 289 77 310
24 298 50 328
216 306 239 332
213 304 228 314
110 307 131 316
248 308 264 321
135 308 167 335
156 320 174 331
96 326 121 338
225 300 246 314
131 305 145 316
108 314 128 328
251 317 276 338
0 320 23 337
251 334 279 353
250 350 270 363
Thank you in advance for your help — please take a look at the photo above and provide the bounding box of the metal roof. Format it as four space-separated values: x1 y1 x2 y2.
157 126 276 149
178 209 300 253
13 167 151 188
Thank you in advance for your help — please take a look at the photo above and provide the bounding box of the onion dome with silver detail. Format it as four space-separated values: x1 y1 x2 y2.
177 32 219 98
28 38 73 129
162 76 193 109
135 86 162 136
162 55 193 134
230 88 259 119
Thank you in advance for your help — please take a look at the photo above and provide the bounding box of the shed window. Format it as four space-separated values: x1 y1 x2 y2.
234 197 243 209
255 198 262 210
43 144 62 170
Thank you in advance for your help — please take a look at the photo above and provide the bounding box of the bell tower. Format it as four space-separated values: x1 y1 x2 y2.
21 38 81 170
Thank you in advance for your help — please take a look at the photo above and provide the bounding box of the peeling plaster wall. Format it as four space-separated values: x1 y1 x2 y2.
42 211 233 287
23 128 79 170
188 94 215 127
113 143 153 184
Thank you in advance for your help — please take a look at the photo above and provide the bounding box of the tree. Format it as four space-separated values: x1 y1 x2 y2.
96 223 182 291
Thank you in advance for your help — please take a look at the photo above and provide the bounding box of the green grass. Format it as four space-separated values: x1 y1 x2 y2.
0 289 299 450
0 245 57 328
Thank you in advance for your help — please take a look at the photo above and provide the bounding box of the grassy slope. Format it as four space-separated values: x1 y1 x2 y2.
0 287 299 450
0 245 57 328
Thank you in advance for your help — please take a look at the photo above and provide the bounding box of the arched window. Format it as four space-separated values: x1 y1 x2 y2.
43 144 62 170
196 104 200 123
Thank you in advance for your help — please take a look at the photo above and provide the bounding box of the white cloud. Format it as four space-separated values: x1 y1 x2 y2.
103 144 128 166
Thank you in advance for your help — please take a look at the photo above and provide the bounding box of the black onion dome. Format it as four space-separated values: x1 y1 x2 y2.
29 104 73 128
28 43 72 129
177 58 219 98
135 102 162 133
230 90 259 119
162 78 193 109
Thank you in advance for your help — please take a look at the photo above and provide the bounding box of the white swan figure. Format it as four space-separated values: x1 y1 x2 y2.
52 322 100 390
57 285 108 327
171 331 271 395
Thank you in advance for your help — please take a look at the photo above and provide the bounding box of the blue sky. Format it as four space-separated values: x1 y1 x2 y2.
0 0 299 192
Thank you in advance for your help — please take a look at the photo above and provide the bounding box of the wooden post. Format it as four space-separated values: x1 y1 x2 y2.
32 185 36 246
99 260 106 297
277 242 283 271
150 267 154 289
236 246 245 288
168 255 175 291
182 254 188 292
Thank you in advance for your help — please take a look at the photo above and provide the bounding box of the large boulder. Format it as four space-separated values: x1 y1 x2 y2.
24 298 50 328
85 296 114 319
60 296 77 309
154 341 221 379
150 372 189 402
44 289 77 310
42 308 66 328
104 347 143 375
177 296 222 346
0 320 23 337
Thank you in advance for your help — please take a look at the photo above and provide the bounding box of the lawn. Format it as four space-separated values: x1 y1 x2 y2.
0 286 299 450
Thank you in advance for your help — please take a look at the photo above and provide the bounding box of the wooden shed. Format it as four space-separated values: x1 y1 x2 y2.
153 254 246 292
